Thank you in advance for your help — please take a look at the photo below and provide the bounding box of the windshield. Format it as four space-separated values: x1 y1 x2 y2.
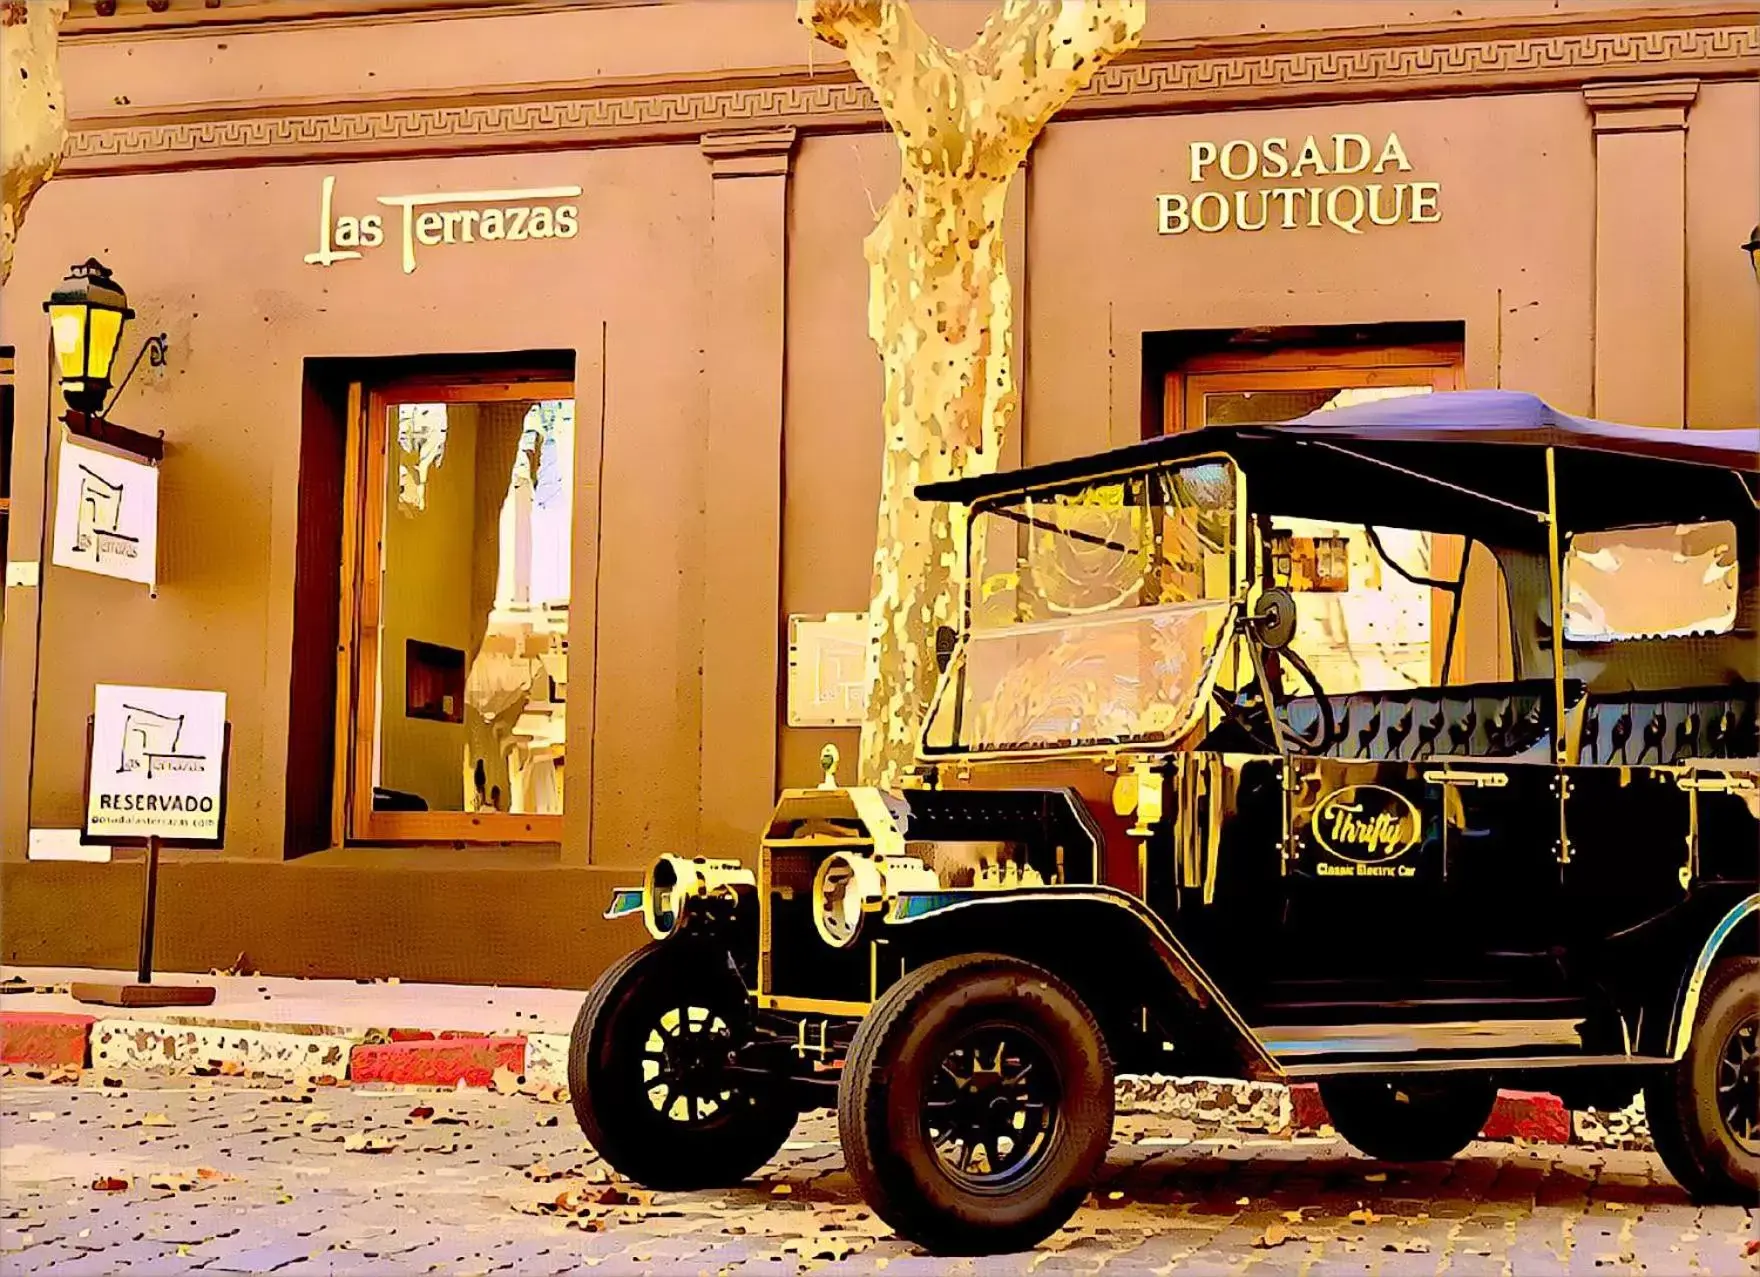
922 460 1240 754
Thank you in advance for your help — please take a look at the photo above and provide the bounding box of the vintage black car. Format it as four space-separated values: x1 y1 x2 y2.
568 390 1758 1254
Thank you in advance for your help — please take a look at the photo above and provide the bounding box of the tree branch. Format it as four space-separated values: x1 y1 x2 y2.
961 0 1145 137
798 0 962 151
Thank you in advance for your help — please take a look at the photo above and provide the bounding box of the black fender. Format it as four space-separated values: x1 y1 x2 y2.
881 886 1281 1080
1596 884 1758 1058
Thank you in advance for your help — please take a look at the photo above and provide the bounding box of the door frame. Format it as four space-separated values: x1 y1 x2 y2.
1162 342 1462 435
337 374 575 845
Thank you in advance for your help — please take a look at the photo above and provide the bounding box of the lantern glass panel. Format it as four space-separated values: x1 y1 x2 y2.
48 305 88 381
86 308 126 380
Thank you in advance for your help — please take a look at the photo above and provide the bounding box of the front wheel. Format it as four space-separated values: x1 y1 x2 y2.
838 954 1115 1255
568 940 795 1190
1646 956 1760 1204
1319 1075 1496 1162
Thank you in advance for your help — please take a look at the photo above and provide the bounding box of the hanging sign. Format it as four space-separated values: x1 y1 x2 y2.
85 685 229 845
51 436 158 589
1156 132 1440 236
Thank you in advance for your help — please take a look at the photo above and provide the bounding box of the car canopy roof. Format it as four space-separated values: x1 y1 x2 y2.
915 391 1759 538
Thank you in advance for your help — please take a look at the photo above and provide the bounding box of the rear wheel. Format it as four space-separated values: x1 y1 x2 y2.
838 954 1114 1255
568 941 795 1190
1320 1075 1496 1161
1646 956 1760 1204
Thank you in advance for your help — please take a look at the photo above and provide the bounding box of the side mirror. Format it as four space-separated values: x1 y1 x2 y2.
1249 587 1298 651
934 624 958 674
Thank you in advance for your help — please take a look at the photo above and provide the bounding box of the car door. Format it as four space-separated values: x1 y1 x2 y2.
1275 754 1566 1004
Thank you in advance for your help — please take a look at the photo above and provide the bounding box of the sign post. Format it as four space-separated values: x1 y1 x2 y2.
71 684 229 1009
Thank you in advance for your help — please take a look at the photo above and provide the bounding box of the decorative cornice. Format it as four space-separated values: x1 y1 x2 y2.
1584 76 1701 132
60 7 1760 178
701 127 798 179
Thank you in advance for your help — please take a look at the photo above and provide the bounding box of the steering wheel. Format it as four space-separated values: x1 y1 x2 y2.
1209 591 1337 754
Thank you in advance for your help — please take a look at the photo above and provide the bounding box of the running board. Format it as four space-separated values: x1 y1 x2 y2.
1257 1018 1585 1060
1280 1053 1670 1078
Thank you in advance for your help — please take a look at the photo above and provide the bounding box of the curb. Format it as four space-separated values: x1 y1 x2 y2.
0 1011 1631 1149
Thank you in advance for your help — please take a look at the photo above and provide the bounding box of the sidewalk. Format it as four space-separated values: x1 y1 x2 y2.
0 965 1646 1150
0 965 585 1093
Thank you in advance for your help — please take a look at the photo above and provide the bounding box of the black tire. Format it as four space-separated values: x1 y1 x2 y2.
838 954 1114 1255
1319 1074 1497 1162
1646 956 1760 1205
567 940 795 1190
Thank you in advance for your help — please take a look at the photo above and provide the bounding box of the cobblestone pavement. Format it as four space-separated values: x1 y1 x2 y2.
2 1073 1755 1276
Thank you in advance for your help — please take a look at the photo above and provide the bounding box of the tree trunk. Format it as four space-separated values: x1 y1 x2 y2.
1 0 69 286
800 0 1145 786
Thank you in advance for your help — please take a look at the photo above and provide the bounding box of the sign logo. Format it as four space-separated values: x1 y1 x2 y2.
52 438 158 589
305 174 582 274
86 685 228 844
1311 784 1421 877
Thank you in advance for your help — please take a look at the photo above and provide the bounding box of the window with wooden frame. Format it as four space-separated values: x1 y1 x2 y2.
1159 340 1507 688
337 374 574 843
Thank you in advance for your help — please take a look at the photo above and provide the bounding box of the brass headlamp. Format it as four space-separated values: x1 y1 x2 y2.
811 852 939 949
641 855 756 940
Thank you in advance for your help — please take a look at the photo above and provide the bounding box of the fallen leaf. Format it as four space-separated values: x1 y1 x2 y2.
1364 1171 1387 1182
771 1183 793 1197
1745 1241 1760 1258
341 1133 397 1154
142 1113 174 1128
490 1067 523 1094
1255 1223 1290 1249
407 1106 435 1121
90 1177 128 1193
1235 1196 1251 1206
301 1110 332 1127
1349 1208 1381 1226
1282 1209 1308 1224
538 1115 559 1128
196 1168 230 1182
217 1061 245 1077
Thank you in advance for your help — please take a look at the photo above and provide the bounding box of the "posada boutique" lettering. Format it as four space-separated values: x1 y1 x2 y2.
1156 132 1440 236
305 175 582 274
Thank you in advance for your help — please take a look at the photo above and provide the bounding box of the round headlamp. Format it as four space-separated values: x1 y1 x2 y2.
641 855 754 941
811 852 939 949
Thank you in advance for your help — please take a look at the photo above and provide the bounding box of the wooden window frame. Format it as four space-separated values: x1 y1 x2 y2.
336 374 574 845
1162 344 1469 684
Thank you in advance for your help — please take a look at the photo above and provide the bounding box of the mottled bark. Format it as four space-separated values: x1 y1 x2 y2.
800 0 1145 785
1 0 69 286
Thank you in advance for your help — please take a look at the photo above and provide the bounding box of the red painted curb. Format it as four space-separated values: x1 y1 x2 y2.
1288 1083 1571 1145
348 1036 525 1087
1290 1082 1329 1132
1 1012 95 1069
1483 1089 1571 1144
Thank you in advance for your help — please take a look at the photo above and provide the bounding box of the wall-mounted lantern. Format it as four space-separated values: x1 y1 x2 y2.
44 259 135 416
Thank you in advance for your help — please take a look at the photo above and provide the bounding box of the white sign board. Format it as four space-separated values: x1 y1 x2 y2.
786 613 871 728
52 437 158 589
86 685 227 844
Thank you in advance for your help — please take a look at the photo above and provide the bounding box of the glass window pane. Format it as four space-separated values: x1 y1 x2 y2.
373 398 572 815
1565 521 1737 641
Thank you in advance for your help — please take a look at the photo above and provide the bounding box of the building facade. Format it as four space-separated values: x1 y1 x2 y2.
2 0 1755 986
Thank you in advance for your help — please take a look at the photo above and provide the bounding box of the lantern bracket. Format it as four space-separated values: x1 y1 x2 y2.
101 332 169 419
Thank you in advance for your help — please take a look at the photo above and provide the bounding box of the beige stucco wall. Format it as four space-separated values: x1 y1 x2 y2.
1 143 711 867
2 1 1754 912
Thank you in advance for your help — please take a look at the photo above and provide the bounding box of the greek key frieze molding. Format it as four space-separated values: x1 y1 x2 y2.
62 15 1759 175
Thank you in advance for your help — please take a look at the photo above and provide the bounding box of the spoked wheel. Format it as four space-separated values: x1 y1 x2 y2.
1647 956 1760 1204
568 941 796 1190
1319 1074 1496 1162
924 1025 1060 1191
839 954 1113 1255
